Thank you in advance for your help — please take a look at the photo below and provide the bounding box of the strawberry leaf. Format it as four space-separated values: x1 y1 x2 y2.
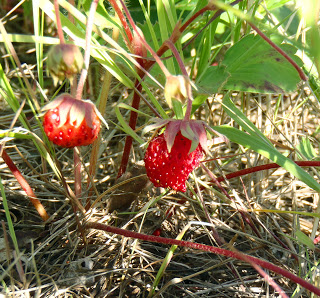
197 34 302 94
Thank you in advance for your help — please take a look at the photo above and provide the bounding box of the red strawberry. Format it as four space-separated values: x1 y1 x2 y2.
42 94 101 148
144 131 204 192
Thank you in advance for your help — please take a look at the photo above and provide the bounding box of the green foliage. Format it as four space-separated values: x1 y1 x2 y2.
198 34 302 94
296 137 318 160
2 0 320 295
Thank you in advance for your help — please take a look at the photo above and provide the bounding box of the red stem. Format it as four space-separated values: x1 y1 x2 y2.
117 80 143 178
249 22 308 81
118 0 170 76
180 6 211 33
86 221 320 296
116 0 221 178
1 149 49 221
181 0 243 51
108 0 133 46
54 0 65 44
215 161 320 183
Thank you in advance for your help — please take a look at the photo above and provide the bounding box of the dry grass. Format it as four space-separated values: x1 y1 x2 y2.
1 3 320 296
1 68 320 297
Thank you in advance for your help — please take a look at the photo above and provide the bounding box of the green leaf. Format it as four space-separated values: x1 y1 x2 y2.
114 105 144 145
172 99 184 119
82 0 119 29
197 65 230 94
198 34 302 94
213 125 320 193
191 95 208 115
296 137 318 160
295 230 315 249
222 94 273 146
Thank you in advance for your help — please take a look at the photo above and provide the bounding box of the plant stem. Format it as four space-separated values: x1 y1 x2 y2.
108 0 133 46
180 6 212 33
76 0 98 100
73 147 81 198
1 149 49 221
85 221 320 296
249 22 308 81
54 0 65 44
117 79 144 178
164 40 188 77
163 40 193 120
181 0 243 50
87 21 121 206
118 0 171 77
214 160 320 183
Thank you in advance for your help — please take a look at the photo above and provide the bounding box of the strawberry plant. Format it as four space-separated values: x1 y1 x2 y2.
1 0 320 296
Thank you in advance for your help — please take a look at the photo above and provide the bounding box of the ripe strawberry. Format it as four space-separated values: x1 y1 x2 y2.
144 131 204 192
42 94 100 148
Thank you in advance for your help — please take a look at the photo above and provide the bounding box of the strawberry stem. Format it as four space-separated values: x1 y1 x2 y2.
214 160 320 183
1 148 49 221
117 81 143 178
76 0 99 100
108 0 133 47
164 40 188 77
248 22 307 81
118 0 171 77
54 0 65 44
85 221 320 296
181 0 243 51
74 147 82 198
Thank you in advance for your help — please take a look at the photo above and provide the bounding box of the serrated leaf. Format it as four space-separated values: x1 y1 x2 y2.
198 34 302 94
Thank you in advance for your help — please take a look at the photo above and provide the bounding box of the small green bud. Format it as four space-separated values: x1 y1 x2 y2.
46 44 84 86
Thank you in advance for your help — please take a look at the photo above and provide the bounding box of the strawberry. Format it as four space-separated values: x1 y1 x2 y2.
46 44 83 86
42 94 101 148
144 130 204 192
